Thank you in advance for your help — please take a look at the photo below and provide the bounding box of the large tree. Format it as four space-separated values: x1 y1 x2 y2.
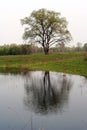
21 8 71 54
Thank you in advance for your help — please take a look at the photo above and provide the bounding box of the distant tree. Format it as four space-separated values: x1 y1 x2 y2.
20 44 32 54
9 44 20 55
0 44 32 55
83 43 87 51
56 42 65 52
21 8 71 54
76 42 82 52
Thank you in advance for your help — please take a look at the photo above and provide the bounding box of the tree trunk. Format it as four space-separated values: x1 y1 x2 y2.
44 47 49 55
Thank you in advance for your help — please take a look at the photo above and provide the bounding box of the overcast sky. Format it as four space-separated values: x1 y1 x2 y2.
0 0 87 46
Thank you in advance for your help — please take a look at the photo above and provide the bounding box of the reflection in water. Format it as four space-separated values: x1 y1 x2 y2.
24 71 73 114
0 72 87 130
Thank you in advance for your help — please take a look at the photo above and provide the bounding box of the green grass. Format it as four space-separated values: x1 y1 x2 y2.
0 52 87 76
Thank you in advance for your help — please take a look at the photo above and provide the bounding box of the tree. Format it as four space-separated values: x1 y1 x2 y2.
21 8 71 54
76 42 82 52
56 42 65 52
83 43 87 51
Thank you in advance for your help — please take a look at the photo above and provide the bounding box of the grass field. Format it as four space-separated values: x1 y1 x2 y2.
0 52 87 76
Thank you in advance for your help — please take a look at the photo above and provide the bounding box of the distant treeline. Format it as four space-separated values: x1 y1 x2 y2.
0 44 31 55
0 43 87 55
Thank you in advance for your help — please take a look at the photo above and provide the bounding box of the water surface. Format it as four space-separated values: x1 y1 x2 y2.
0 71 87 130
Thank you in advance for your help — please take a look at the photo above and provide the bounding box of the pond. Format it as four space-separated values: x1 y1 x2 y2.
0 71 87 130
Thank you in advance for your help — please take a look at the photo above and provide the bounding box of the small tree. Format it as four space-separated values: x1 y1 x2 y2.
83 43 87 51
21 8 71 54
76 42 82 52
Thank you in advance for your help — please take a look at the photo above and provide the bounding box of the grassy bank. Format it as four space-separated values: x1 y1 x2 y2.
0 52 87 76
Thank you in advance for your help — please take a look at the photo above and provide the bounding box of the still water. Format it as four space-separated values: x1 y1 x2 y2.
0 71 87 130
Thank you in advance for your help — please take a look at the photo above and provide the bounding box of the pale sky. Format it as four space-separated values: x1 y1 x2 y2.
0 0 87 46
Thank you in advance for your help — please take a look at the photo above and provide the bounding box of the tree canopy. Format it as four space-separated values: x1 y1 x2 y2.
21 8 72 54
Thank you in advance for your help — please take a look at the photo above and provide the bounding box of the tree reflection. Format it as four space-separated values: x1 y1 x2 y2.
24 71 72 114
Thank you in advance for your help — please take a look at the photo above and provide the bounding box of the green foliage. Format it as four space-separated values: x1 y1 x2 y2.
83 43 87 51
21 8 72 54
0 44 32 55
